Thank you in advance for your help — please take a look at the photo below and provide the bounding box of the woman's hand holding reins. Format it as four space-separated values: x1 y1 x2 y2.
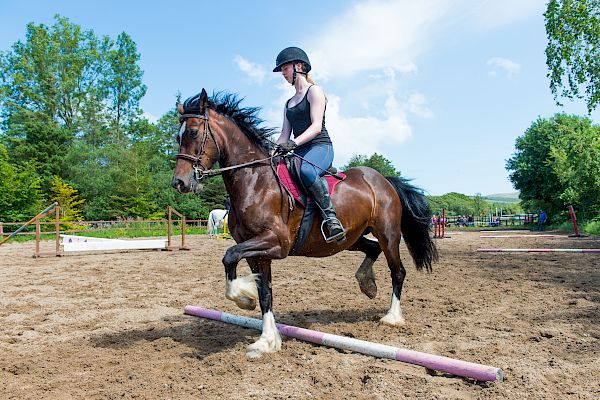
274 139 298 155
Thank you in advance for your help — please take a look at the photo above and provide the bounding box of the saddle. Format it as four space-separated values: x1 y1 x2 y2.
276 156 346 255
277 157 345 207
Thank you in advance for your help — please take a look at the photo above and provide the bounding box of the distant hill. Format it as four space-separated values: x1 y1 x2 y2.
482 192 520 203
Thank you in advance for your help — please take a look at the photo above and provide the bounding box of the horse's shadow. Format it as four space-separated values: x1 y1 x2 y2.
91 307 387 359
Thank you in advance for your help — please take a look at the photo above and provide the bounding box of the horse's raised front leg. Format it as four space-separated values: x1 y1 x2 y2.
222 231 284 311
348 237 382 299
245 259 282 358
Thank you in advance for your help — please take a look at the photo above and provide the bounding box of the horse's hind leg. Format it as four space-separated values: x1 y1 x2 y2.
246 259 282 358
376 234 407 326
348 236 381 299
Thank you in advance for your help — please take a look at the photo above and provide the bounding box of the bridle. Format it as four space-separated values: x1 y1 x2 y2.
176 108 221 186
175 108 277 189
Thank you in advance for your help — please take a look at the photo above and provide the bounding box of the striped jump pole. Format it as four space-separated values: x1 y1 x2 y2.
478 248 600 253
184 305 504 382
0 202 58 247
480 235 565 238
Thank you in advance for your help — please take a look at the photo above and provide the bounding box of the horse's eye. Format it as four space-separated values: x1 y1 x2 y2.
189 129 199 138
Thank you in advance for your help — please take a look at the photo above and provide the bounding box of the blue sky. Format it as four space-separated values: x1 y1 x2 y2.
1 0 598 196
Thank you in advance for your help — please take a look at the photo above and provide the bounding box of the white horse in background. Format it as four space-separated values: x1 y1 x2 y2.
207 209 228 238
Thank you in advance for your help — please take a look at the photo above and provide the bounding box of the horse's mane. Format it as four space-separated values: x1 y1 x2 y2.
183 91 277 152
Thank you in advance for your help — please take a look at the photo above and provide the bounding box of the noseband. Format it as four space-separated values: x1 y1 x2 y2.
176 109 221 185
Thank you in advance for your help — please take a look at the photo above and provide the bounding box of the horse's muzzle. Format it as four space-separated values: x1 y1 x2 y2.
172 175 203 194
171 177 189 193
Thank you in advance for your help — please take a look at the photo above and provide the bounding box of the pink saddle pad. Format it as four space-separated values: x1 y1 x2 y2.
276 160 346 207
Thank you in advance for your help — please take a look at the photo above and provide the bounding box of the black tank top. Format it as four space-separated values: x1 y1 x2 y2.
285 85 332 147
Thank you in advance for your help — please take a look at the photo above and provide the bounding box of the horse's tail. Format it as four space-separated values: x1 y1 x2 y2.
386 176 438 272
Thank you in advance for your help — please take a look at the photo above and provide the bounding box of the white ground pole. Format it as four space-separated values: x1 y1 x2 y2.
61 234 166 252
479 235 565 238
478 248 600 253
184 305 504 382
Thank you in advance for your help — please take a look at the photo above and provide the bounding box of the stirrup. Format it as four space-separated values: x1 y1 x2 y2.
320 217 346 243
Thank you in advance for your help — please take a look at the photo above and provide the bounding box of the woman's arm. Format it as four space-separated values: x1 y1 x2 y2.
275 106 292 144
292 85 326 146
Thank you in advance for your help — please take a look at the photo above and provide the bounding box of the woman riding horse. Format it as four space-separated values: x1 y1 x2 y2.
272 47 345 243
172 86 437 359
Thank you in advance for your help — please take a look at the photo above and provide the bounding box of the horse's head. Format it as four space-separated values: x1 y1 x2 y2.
171 88 220 194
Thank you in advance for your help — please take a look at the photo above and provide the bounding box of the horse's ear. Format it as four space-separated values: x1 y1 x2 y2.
177 103 183 114
200 88 208 111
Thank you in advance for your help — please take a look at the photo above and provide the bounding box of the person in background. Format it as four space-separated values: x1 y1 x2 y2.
538 210 547 231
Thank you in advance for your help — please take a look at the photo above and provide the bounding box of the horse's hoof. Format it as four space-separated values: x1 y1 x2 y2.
225 275 259 310
355 272 377 299
235 296 256 310
246 336 281 358
358 279 377 299
246 348 263 359
380 313 406 326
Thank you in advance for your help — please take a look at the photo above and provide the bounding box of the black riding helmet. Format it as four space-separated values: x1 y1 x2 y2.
273 47 311 72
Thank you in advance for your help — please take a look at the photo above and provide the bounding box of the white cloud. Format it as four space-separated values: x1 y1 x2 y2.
326 93 412 165
264 82 413 165
407 92 433 118
468 0 542 31
234 55 266 84
305 0 540 80
308 0 450 80
487 57 521 77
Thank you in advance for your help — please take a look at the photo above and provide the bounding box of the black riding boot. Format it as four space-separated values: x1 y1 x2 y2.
307 177 346 243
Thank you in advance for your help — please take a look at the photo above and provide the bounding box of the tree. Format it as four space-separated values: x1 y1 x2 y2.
342 153 401 176
0 15 104 129
545 0 600 113
473 193 485 217
2 109 72 188
100 32 147 135
0 144 43 221
548 117 600 211
506 114 600 217
49 175 85 222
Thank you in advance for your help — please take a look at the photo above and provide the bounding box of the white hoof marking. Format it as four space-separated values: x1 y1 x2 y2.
380 294 405 326
246 311 282 358
225 274 259 310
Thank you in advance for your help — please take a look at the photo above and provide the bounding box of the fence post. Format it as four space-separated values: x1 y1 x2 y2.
166 206 190 251
167 206 173 249
35 216 40 258
55 205 61 256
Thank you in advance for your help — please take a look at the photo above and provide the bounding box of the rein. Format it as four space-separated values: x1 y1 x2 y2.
176 109 295 208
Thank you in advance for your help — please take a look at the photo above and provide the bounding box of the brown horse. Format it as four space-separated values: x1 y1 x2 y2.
172 89 437 358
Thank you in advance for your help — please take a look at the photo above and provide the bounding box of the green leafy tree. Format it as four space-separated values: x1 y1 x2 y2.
506 114 600 217
506 116 563 215
49 175 85 227
0 144 43 221
545 0 600 113
100 32 147 136
548 117 600 211
342 153 401 176
473 193 486 217
0 15 104 129
1 110 72 188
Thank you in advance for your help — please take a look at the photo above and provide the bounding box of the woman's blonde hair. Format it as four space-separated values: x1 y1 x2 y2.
299 62 316 84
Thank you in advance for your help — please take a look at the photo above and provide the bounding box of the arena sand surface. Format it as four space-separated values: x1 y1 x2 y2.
0 232 598 399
